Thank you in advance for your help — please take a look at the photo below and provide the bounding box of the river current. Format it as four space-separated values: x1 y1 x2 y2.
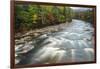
15 19 94 65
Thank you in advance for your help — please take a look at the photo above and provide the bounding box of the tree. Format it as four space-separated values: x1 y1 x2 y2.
15 4 74 33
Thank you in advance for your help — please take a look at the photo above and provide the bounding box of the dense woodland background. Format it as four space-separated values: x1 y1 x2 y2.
15 4 94 33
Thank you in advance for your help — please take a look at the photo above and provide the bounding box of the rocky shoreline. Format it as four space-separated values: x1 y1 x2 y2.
15 22 70 64
15 22 69 45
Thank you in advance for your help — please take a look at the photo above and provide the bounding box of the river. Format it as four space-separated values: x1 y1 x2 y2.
16 19 94 65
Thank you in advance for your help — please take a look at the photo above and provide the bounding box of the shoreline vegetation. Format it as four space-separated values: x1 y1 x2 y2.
15 4 94 44
15 5 93 34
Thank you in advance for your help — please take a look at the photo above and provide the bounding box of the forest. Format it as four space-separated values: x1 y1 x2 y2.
15 4 94 33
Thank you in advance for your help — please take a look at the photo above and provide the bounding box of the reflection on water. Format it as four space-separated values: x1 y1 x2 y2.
16 19 94 65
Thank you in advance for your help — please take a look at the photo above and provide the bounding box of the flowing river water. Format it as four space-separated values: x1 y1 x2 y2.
15 19 94 65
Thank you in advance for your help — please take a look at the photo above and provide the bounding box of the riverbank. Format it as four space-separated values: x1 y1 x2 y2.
15 22 69 45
